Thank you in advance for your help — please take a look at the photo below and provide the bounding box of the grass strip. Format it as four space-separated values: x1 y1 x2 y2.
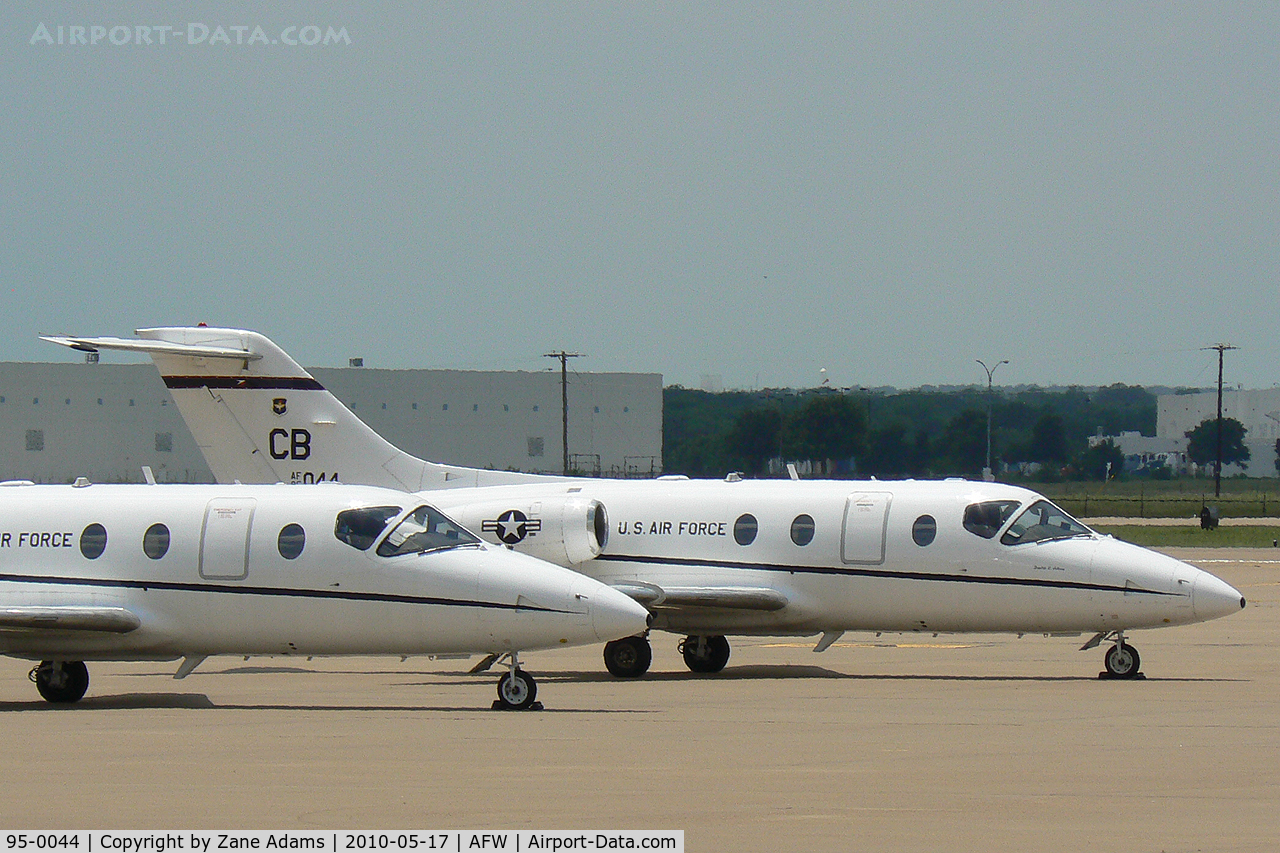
1092 525 1280 548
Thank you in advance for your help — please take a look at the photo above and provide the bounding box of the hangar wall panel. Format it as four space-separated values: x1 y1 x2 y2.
0 362 662 484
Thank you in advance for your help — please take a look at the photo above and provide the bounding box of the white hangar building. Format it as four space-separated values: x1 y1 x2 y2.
0 360 663 484
1157 388 1280 476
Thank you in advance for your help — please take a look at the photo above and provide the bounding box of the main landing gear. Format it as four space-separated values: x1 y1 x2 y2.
679 634 730 674
30 660 90 703
1082 630 1143 679
603 634 734 677
603 635 653 678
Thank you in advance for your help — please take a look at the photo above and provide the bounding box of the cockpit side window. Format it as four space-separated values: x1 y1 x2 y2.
376 505 482 557
1000 500 1092 545
335 505 403 551
963 501 1020 539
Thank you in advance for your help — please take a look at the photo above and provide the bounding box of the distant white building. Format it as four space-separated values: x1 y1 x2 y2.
1 361 663 484
1091 430 1189 474
1157 388 1280 477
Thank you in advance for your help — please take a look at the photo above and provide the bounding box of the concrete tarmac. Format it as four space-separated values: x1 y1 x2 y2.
1 548 1276 852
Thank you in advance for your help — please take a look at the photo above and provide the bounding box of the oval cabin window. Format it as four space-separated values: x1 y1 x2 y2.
142 523 170 560
80 523 107 560
790 514 815 546
733 514 758 546
278 524 306 560
912 515 937 547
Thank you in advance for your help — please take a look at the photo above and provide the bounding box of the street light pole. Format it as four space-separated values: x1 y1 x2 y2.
976 359 1009 481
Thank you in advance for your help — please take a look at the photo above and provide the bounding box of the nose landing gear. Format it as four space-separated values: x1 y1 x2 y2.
492 653 541 710
1103 641 1142 679
1082 630 1143 679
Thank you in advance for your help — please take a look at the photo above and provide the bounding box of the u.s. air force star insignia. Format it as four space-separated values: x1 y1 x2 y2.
272 397 287 416
481 509 543 545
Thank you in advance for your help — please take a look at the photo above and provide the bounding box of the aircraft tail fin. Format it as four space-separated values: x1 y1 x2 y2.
43 327 554 490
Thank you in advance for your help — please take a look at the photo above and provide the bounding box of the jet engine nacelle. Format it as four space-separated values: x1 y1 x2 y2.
443 495 609 567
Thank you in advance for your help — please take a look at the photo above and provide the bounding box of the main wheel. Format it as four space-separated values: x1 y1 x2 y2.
1104 643 1141 679
604 636 653 678
496 669 538 710
33 661 90 703
680 635 730 674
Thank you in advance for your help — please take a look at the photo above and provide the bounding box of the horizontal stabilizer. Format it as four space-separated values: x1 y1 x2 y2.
0 606 142 634
40 334 261 361
612 582 788 612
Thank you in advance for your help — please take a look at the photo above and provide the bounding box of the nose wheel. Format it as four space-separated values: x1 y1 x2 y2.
492 653 541 710
30 660 90 703
1103 642 1142 679
604 635 652 678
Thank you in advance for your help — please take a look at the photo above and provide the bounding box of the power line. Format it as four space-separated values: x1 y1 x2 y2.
1201 343 1239 498
543 351 585 475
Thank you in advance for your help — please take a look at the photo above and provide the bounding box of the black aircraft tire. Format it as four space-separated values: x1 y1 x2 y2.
604 636 653 678
35 660 90 704
681 635 731 674
496 669 538 710
1104 643 1141 679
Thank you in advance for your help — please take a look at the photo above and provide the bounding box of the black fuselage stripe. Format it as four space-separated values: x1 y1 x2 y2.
0 572 565 613
594 554 1180 597
162 376 325 391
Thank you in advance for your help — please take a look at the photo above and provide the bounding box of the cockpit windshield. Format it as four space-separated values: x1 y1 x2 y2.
335 505 403 551
963 501 1020 539
376 505 482 557
999 500 1093 545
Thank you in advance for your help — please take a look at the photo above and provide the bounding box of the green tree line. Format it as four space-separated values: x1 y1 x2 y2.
662 383 1160 480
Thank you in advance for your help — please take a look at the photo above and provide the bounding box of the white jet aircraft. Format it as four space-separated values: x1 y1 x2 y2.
0 479 648 708
43 329 1246 680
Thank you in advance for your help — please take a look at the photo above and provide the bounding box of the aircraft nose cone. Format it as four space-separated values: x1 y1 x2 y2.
1192 571 1246 622
579 578 650 643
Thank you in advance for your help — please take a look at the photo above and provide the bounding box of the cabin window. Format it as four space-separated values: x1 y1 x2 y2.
912 515 937 546
733 514 758 546
963 501 1019 540
790 514 815 546
376 505 481 557
334 506 402 551
80 523 107 559
1000 500 1092 546
278 524 306 559
142 523 170 559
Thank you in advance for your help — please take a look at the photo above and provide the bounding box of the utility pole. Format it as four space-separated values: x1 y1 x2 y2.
544 350 585 475
1202 343 1238 498
976 359 1009 482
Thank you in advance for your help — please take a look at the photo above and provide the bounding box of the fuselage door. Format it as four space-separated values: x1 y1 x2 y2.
199 497 257 580
841 492 892 565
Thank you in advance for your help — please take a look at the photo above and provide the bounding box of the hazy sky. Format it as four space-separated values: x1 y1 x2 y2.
3 3 1277 392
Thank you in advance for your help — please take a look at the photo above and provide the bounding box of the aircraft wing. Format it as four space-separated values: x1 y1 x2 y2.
39 334 261 361
612 582 788 612
0 606 142 633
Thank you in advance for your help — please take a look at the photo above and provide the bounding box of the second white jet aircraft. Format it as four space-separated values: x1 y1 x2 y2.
43 328 1246 680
